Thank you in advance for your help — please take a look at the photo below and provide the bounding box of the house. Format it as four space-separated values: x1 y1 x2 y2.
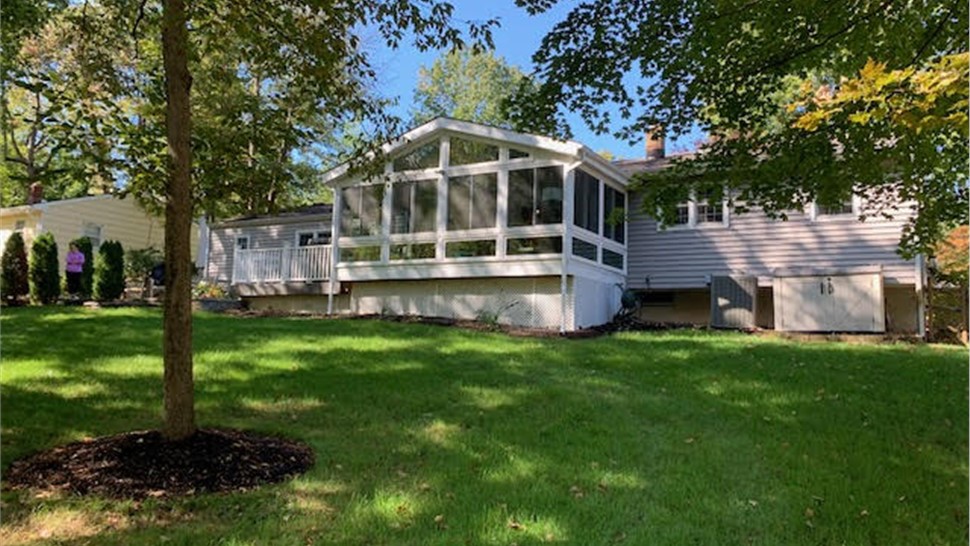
204 117 629 330
0 186 200 272
615 139 923 335
202 118 925 335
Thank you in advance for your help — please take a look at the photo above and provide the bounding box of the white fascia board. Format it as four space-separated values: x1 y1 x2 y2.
0 204 36 216
336 256 562 281
320 117 587 186
578 147 630 187
40 194 116 208
213 213 333 229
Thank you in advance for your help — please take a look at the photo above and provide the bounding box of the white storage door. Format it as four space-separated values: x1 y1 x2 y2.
774 273 885 332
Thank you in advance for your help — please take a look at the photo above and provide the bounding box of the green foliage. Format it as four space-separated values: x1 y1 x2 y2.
28 232 59 304
1 232 29 301
3 11 122 205
93 240 124 301
510 1 969 256
124 246 163 284
411 48 534 127
69 236 94 299
22 2 496 219
192 280 229 300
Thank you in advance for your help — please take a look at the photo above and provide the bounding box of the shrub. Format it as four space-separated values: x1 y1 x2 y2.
1 232 29 302
124 246 163 285
93 240 125 301
69 236 95 299
29 232 60 304
193 280 230 299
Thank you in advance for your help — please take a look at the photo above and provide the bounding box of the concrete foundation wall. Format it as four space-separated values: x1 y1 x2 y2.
348 277 568 329
636 284 917 333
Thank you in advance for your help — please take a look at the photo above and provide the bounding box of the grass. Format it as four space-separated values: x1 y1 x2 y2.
0 307 967 545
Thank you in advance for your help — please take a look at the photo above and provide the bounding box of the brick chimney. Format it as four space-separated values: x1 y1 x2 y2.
27 182 44 205
645 127 665 160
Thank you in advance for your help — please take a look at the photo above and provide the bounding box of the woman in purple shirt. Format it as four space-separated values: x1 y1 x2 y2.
66 243 85 296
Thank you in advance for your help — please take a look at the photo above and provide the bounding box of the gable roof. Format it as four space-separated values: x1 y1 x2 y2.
320 117 628 186
213 203 333 228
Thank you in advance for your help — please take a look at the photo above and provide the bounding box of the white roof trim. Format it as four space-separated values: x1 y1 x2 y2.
1 194 123 216
214 213 332 229
320 118 627 186
41 194 118 208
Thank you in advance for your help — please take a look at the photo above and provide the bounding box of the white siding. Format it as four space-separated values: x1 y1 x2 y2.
207 218 331 283
626 201 917 290
38 196 198 271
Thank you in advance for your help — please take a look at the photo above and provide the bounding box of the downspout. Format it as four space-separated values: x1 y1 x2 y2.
915 254 926 339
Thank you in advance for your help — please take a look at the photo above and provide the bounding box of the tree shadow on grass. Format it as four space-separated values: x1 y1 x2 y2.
1 311 967 545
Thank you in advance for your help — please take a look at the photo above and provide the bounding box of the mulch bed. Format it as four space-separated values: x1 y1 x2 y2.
222 309 713 338
4 428 314 500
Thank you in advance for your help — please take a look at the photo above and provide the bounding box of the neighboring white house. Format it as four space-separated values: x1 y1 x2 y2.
0 189 199 271
203 117 925 335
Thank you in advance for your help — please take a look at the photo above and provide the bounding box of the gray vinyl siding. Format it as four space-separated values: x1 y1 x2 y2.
626 201 917 290
206 218 332 283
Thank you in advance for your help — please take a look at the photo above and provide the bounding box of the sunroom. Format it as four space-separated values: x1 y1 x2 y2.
320 118 630 331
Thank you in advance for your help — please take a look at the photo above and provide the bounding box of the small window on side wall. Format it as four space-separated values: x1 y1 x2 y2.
296 230 330 246
235 236 250 251
816 200 855 216
83 222 102 250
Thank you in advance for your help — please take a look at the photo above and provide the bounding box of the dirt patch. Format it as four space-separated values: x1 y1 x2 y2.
4 428 314 500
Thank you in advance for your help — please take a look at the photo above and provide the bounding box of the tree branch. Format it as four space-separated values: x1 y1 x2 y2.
908 0 957 67
744 0 895 77
131 0 150 39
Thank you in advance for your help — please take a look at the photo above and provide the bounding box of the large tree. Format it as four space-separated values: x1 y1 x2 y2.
411 48 533 127
150 0 493 440
509 0 968 256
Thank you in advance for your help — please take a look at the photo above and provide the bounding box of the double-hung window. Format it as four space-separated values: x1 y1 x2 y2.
296 230 330 246
696 191 724 224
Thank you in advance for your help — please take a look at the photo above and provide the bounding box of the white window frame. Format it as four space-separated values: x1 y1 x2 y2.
810 195 862 221
82 222 102 249
658 192 730 230
235 235 251 251
294 229 330 247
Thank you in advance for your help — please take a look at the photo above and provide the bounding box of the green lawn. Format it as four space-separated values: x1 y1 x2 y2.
1 307 966 545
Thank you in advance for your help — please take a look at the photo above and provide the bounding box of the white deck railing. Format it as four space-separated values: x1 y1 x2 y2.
232 245 331 284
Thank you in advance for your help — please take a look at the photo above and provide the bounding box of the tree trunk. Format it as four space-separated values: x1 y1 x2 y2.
161 0 196 440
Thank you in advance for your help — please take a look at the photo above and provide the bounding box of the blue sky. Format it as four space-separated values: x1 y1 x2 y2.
369 0 705 160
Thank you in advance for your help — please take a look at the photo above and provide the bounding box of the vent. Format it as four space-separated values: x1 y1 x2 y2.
710 276 758 329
